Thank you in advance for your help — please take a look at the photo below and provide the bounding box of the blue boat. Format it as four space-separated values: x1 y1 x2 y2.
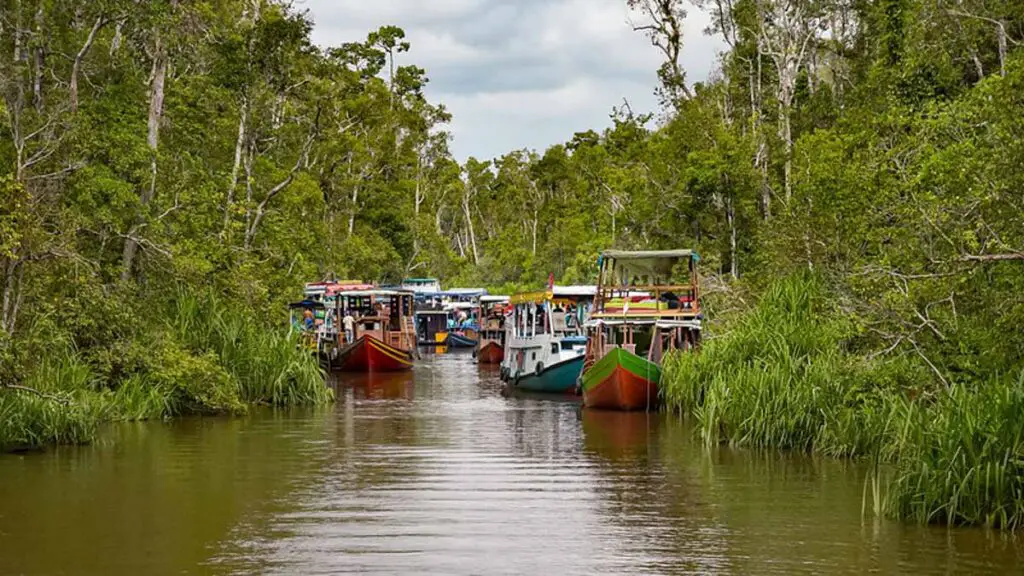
447 331 478 348
512 354 584 393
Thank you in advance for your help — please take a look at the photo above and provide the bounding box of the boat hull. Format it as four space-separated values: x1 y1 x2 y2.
582 348 661 411
447 332 478 348
477 341 504 364
334 335 414 372
514 355 584 394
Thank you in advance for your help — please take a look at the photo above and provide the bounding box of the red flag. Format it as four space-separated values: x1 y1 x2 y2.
547 272 554 291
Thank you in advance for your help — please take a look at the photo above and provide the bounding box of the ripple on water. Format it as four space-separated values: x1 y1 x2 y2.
1 353 1021 575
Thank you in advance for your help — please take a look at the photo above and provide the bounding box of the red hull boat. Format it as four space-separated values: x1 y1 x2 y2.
335 335 413 372
476 340 504 364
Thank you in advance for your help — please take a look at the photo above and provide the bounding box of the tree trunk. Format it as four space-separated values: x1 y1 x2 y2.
1 257 20 334
121 46 167 281
348 185 359 237
223 97 248 230
727 193 738 278
780 101 793 204
531 207 538 256
70 16 105 113
32 3 44 112
462 191 479 264
997 23 1007 77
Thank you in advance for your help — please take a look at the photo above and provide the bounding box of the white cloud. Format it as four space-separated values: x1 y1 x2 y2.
301 0 725 160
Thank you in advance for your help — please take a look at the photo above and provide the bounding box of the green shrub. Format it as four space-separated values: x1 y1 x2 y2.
888 374 1024 529
0 393 97 450
665 273 1024 529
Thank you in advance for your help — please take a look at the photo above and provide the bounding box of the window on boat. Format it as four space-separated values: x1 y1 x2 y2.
551 343 558 355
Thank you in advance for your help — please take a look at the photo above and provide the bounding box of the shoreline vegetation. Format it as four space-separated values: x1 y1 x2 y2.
1 289 330 452
2 0 1023 532
663 274 1024 529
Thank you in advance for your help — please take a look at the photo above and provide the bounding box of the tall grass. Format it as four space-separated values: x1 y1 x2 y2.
664 272 1024 529
663 273 883 457
888 375 1024 529
168 290 331 406
3 287 331 452
0 393 97 451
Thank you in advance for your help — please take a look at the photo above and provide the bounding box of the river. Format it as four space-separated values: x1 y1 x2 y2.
1 353 1021 574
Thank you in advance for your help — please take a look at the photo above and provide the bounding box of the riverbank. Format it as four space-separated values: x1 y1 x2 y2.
662 274 1024 529
1 289 331 452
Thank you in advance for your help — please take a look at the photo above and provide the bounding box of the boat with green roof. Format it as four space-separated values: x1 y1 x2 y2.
580 250 702 411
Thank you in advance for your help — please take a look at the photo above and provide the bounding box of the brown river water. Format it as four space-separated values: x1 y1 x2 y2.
1 353 1022 575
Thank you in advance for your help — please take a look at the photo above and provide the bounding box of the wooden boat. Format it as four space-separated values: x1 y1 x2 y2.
475 295 510 364
404 279 449 346
581 250 701 411
415 309 449 346
444 291 486 348
447 332 477 348
501 285 596 394
291 281 374 361
329 289 418 372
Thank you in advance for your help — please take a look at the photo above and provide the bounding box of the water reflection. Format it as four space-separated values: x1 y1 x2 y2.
0 355 1022 575
340 370 417 401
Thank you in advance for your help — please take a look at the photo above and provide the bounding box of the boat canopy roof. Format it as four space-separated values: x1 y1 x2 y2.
602 249 697 260
403 278 439 284
288 299 326 309
479 295 510 303
553 285 596 297
445 302 477 310
305 281 376 296
445 288 488 297
510 285 596 305
336 289 414 298
600 250 698 285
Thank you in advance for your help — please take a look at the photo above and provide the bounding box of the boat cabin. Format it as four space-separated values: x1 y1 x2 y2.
586 250 701 368
288 299 326 352
475 295 510 363
401 278 442 294
334 289 417 352
500 286 596 392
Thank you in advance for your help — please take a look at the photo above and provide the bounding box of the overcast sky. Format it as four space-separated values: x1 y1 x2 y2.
301 0 724 161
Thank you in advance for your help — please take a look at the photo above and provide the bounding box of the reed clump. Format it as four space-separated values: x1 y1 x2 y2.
663 273 1024 529
1 287 330 452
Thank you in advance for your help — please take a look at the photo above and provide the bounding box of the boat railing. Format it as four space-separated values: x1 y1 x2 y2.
594 282 700 318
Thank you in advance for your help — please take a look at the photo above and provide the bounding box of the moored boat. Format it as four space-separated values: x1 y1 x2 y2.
475 295 510 364
443 289 487 348
501 285 595 394
581 250 701 411
334 334 414 372
290 280 374 361
329 289 419 372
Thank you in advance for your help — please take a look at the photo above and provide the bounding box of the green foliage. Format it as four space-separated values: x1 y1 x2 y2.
664 273 883 457
889 374 1024 529
665 274 1024 528
0 393 97 451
